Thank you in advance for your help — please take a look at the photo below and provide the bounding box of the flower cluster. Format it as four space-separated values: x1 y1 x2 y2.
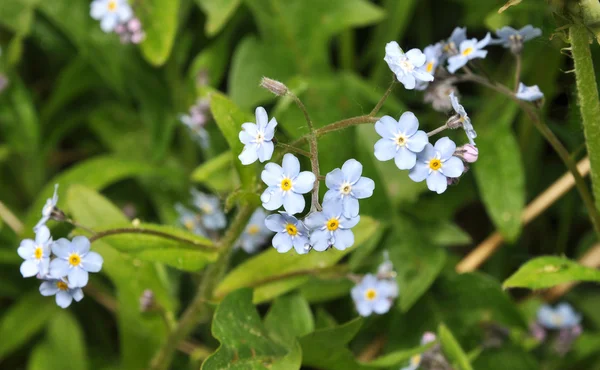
18 186 104 308
90 0 146 43
175 189 227 238
179 98 212 149
532 302 582 355
351 258 398 317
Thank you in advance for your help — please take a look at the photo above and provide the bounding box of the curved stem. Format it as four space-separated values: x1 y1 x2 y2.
456 73 600 236
370 79 395 116
0 200 23 234
275 142 311 157
427 124 448 137
89 228 217 251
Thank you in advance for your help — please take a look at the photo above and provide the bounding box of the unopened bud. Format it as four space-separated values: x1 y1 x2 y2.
455 144 478 163
446 114 463 129
260 77 288 96
421 332 437 344
139 289 155 312
51 208 67 222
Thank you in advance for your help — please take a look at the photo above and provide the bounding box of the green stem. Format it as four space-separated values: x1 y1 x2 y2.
514 54 522 93
339 29 355 70
275 142 311 157
0 200 23 234
370 79 395 116
88 228 217 251
571 24 600 218
148 205 254 370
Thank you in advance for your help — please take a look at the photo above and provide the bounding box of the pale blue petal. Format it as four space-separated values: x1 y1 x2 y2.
372 297 392 314
342 197 359 218
394 147 417 170
310 230 330 251
257 142 274 162
333 229 354 250
265 214 285 232
261 163 284 186
413 69 434 82
406 130 428 152
82 251 103 273
35 226 51 245
426 171 448 194
100 14 118 32
71 288 84 302
341 159 363 183
272 233 293 253
325 168 344 189
292 235 310 255
282 154 300 178
341 215 360 229
264 118 278 140
51 238 71 258
241 122 258 137
40 281 59 296
442 157 464 178
375 116 399 139
356 300 373 317
471 50 488 60
283 192 305 215
537 305 556 328
374 139 397 161
239 130 254 144
68 268 89 288
417 143 436 161
49 258 70 279
352 177 375 199
56 291 73 308
90 1 107 19
409 162 430 182
377 280 399 299
323 200 343 219
117 4 133 22
304 212 327 229
17 239 35 259
323 190 339 204
405 49 426 67
399 74 416 90
20 260 39 277
447 56 466 74
255 107 269 130
293 172 316 194
239 145 259 165
434 137 456 160
71 236 90 255
397 112 419 136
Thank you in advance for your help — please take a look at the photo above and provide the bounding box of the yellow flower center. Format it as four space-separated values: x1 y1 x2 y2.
200 204 213 214
364 288 377 301
429 159 442 171
280 178 292 191
410 354 422 367
394 134 407 147
34 246 43 260
326 218 339 231
57 281 69 291
426 61 434 73
285 223 298 236
400 59 414 72
462 47 473 56
255 132 264 143
184 220 195 231
551 314 563 326
108 0 117 11
247 224 260 235
340 183 352 195
68 253 82 267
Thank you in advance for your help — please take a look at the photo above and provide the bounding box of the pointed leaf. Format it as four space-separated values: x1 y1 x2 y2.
503 256 600 290
438 324 474 370
138 0 180 66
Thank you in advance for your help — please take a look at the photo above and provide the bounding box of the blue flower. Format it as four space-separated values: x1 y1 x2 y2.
304 200 360 251
39 279 84 309
447 33 492 73
537 303 582 330
449 92 477 145
18 226 52 278
180 99 211 149
191 190 227 230
175 203 206 237
260 154 316 215
384 42 434 90
351 274 398 317
34 184 58 231
493 25 541 53
374 112 429 170
416 43 444 90
409 137 465 194
49 236 104 288
238 107 277 165
237 209 273 253
265 212 310 254
443 27 467 56
323 159 375 218
516 83 544 102
90 0 133 33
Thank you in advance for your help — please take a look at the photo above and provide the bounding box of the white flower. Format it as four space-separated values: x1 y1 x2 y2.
238 107 277 165
384 42 434 90
90 0 133 33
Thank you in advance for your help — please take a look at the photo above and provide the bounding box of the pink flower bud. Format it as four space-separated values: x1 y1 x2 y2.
128 18 142 32
115 24 126 34
131 31 145 44
260 77 288 96
456 144 478 163
421 332 437 344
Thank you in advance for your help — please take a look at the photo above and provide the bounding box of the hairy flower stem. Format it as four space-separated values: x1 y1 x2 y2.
513 54 522 93
457 73 600 236
427 124 448 137
148 205 254 370
89 227 217 251
288 92 321 211
571 24 600 219
370 79 395 116
275 142 311 157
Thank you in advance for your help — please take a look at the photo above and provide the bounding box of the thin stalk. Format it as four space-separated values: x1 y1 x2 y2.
370 79 395 116
0 200 23 234
148 205 254 370
89 228 217 251
275 142 311 157
427 124 448 137
514 54 522 92
571 24 600 217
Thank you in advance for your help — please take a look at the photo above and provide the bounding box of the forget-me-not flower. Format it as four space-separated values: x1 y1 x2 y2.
351 274 398 317
323 159 375 218
537 303 582 330
175 203 206 237
49 236 104 288
18 226 52 278
374 112 429 170
416 43 444 90
304 200 360 251
516 83 544 102
449 92 477 145
191 190 227 230
39 279 84 309
384 42 434 90
409 137 465 194
180 99 211 149
90 0 133 33
238 107 277 165
265 212 310 254
35 184 58 231
443 27 467 56
260 154 316 215
237 209 272 253
493 25 541 54
447 33 492 73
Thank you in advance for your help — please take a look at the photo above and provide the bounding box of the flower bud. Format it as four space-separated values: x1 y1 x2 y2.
455 144 478 163
139 289 155 312
424 80 458 112
260 77 288 96
421 332 437 344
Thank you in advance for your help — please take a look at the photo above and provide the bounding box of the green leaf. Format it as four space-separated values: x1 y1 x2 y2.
0 292 59 361
358 342 435 368
264 292 314 346
438 324 474 370
24 155 184 231
46 311 89 370
298 317 369 370
214 216 379 303
138 0 180 66
196 0 240 36
27 342 59 370
473 120 525 241
209 92 257 190
191 151 239 194
202 288 300 370
67 186 175 369
472 345 539 370
503 256 600 290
